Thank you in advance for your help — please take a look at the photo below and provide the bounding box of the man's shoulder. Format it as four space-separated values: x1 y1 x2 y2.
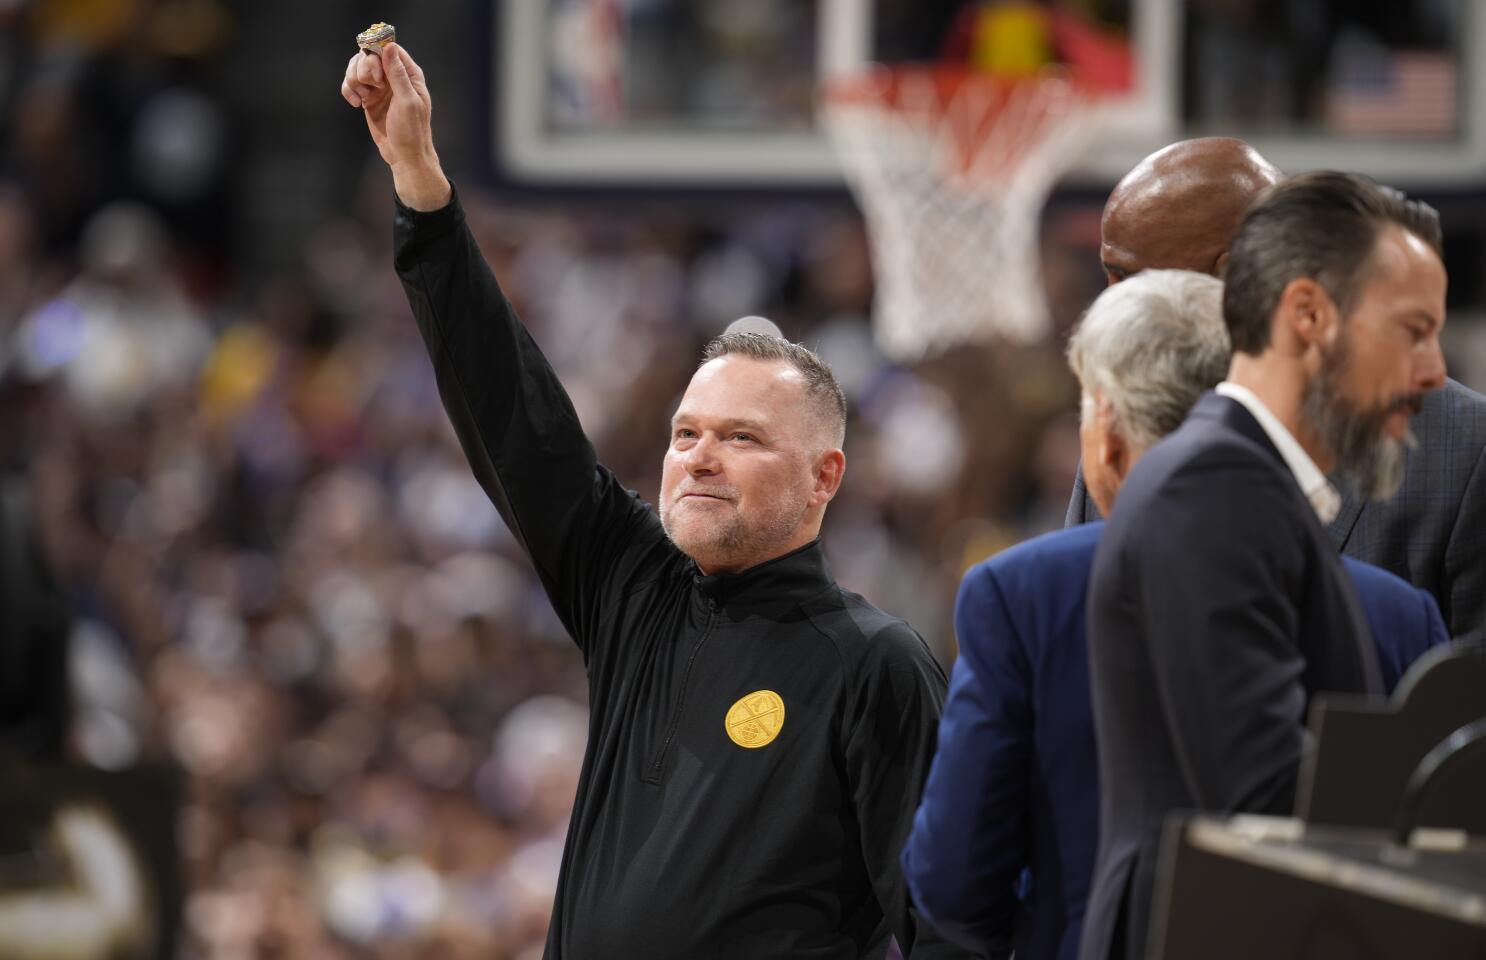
1414 378 1486 460
811 587 920 645
966 522 1104 596
807 588 939 675
1106 409 1309 567
1149 397 1278 469
957 524 1103 663
1119 414 1293 517
1347 379 1486 568
1341 555 1413 594
1340 555 1446 680
1437 377 1486 421
1341 556 1433 622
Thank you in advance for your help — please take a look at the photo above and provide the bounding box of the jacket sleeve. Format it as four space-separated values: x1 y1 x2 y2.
1443 443 1486 644
900 567 1029 959
392 190 670 656
842 624 970 959
1126 459 1332 815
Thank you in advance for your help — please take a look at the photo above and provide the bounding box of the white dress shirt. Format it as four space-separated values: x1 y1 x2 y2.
1215 381 1342 524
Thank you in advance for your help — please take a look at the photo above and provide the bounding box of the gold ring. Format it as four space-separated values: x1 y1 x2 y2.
356 22 395 55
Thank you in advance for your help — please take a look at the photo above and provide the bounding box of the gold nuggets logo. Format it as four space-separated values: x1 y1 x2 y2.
725 690 785 749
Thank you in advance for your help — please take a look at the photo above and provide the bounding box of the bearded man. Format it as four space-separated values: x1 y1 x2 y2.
1079 172 1449 960
1072 137 1486 644
341 41 964 960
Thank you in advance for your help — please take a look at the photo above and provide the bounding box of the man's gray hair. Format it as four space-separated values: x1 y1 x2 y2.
701 332 847 447
1067 270 1230 451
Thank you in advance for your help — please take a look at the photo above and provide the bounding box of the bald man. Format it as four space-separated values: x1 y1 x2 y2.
1097 137 1280 284
1067 139 1486 644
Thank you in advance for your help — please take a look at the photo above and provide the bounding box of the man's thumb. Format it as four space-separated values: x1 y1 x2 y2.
382 43 416 96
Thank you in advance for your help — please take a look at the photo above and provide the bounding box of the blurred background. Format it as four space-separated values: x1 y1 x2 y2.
1 1 1484 958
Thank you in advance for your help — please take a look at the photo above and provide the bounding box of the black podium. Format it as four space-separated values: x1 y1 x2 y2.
1148 815 1486 960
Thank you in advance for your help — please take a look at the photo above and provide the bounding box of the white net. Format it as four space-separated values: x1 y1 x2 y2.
823 69 1103 361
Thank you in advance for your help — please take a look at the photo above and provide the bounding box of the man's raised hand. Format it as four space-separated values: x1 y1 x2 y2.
341 42 451 211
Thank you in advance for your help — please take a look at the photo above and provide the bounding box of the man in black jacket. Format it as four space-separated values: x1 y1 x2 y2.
341 42 963 959
1079 172 1447 960
1068 138 1486 643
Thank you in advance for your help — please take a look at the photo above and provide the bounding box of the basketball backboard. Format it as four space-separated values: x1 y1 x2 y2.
492 1 1486 189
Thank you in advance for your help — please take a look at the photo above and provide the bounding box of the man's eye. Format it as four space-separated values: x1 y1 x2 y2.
732 433 754 443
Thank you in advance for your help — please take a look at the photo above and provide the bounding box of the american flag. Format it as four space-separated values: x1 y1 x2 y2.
1326 51 1457 138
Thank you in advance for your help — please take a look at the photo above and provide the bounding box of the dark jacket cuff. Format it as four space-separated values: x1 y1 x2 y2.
393 181 464 242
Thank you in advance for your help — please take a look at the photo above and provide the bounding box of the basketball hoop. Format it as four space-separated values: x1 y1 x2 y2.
822 66 1110 360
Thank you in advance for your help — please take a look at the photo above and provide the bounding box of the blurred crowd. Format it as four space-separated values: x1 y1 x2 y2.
0 3 1100 958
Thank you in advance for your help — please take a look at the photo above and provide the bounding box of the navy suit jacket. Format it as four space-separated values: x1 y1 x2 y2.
902 517 1443 960
1080 392 1384 960
1066 379 1486 643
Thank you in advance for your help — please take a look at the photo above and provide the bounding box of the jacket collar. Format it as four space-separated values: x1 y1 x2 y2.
1325 492 1365 550
1194 392 1358 539
692 540 834 617
1192 390 1285 466
1214 382 1341 524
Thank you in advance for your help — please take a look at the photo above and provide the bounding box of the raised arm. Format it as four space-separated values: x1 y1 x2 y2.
342 43 670 652
341 41 450 211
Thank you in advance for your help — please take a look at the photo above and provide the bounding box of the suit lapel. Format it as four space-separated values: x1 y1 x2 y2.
1202 392 1369 551
1200 393 1358 532
1325 490 1364 551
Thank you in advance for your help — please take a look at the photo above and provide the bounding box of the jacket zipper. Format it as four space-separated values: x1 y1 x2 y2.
644 603 716 784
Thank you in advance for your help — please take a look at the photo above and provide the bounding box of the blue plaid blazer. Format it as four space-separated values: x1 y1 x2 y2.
1066 378 1486 643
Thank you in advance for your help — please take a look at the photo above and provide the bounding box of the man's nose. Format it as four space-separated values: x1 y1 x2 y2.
1417 335 1448 393
684 434 722 474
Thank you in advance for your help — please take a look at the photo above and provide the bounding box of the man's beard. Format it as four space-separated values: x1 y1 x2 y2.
1302 332 1422 502
660 488 810 571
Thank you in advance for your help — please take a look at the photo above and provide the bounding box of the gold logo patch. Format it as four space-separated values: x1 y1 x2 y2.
725 690 785 749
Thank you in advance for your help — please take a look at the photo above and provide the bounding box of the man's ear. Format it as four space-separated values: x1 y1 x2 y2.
811 449 846 507
1276 277 1339 352
1087 392 1117 469
1213 249 1230 279
1098 420 1124 467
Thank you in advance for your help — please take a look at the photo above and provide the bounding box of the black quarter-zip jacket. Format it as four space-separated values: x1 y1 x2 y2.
394 190 965 959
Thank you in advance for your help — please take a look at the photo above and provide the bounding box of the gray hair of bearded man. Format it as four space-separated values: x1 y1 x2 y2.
1067 269 1231 452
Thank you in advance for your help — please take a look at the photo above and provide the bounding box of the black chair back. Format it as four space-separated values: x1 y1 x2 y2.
1298 643 1486 831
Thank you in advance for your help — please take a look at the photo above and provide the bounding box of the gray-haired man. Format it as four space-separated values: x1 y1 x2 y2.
1083 172 1449 960
904 268 1444 960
